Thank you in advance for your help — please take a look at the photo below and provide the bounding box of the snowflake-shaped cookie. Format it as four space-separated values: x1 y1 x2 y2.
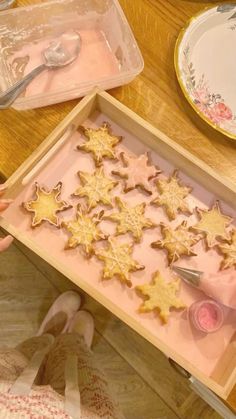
191 201 233 248
104 197 156 242
151 221 200 265
112 152 160 194
218 230 236 269
151 170 192 220
136 271 186 323
77 122 122 166
23 182 71 228
95 238 144 287
73 168 118 211
61 205 106 256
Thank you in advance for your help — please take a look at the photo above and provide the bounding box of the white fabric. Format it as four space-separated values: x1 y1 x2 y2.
0 335 80 419
65 355 81 419
10 343 53 396
0 382 71 418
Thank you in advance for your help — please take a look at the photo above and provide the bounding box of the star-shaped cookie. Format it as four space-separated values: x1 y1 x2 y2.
218 230 236 270
191 201 233 248
104 197 157 242
151 170 192 220
136 271 186 323
77 122 122 166
61 205 106 256
112 152 160 194
73 168 118 211
23 182 71 228
151 221 200 265
95 238 144 287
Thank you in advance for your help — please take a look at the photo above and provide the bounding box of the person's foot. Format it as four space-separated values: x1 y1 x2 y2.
37 291 81 337
68 310 94 348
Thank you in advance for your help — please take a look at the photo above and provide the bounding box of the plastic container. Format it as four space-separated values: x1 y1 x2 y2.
188 299 224 333
0 0 143 110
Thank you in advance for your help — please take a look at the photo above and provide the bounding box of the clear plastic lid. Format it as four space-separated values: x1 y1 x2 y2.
0 0 144 109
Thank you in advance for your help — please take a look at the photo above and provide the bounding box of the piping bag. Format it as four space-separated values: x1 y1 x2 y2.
172 266 236 310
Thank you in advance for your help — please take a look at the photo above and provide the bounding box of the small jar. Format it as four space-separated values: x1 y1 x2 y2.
0 0 16 10
189 299 224 333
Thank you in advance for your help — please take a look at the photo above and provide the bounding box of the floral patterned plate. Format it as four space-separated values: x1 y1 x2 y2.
175 4 236 139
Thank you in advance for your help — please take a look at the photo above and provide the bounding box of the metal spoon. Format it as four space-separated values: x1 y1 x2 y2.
0 31 81 109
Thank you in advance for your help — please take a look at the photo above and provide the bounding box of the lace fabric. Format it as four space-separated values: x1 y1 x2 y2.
0 333 124 419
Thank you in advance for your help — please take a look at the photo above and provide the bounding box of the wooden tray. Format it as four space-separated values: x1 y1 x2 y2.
1 90 235 399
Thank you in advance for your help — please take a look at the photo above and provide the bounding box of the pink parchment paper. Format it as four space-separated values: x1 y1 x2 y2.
3 111 236 377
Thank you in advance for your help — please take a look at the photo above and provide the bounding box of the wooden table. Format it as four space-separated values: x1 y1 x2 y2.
0 0 235 412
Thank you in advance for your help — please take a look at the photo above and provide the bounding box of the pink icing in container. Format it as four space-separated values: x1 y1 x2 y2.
0 0 143 109
189 299 224 333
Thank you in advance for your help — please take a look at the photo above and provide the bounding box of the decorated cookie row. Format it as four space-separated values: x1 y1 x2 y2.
22 178 235 274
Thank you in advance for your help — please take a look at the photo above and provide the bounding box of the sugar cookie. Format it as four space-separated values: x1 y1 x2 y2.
112 152 160 194
104 197 156 242
151 170 192 220
73 168 118 211
77 122 122 166
23 182 71 228
61 205 106 256
136 271 186 323
151 221 200 265
191 201 233 248
95 237 144 287
218 229 236 269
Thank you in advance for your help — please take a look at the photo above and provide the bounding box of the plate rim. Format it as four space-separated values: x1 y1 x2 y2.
174 4 236 141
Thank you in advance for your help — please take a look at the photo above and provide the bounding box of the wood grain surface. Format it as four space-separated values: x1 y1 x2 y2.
0 0 235 411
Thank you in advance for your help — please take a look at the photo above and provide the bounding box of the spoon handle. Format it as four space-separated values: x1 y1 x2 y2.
0 64 46 109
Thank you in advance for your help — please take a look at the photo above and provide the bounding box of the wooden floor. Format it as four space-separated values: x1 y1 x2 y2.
0 233 221 419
